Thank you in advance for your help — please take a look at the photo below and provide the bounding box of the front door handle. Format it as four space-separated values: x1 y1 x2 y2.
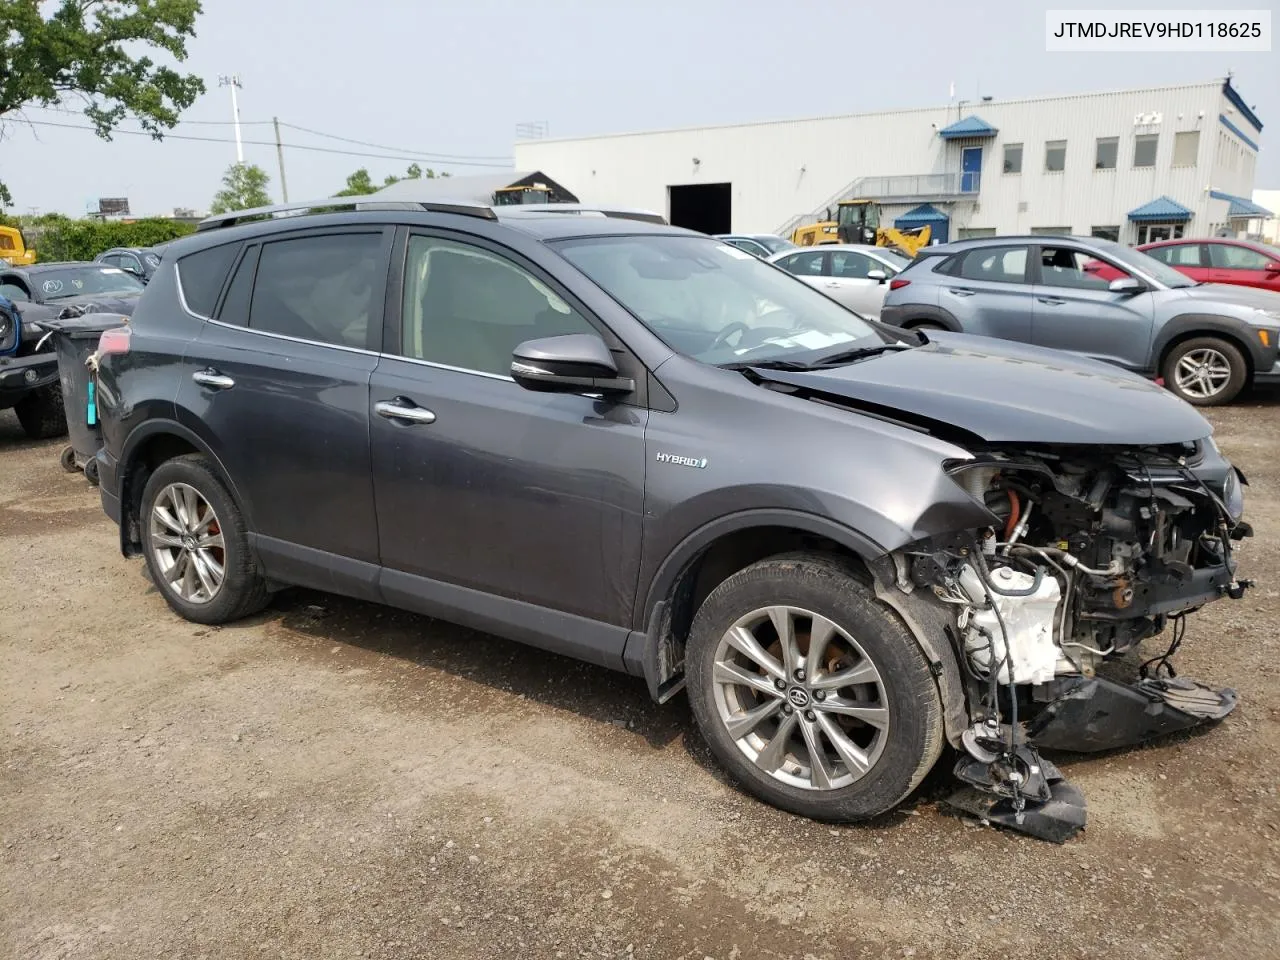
374 399 436 425
947 287 975 297
824 281 842 289
192 369 235 390
1037 296 1067 306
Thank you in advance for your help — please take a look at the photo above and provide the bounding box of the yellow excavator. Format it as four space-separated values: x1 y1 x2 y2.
791 200 931 257
0 224 36 265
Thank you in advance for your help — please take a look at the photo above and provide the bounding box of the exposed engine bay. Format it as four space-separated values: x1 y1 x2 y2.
898 439 1253 842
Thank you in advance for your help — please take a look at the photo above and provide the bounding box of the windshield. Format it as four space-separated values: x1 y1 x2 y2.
837 204 879 230
755 235 797 254
33 266 144 300
554 235 889 366
873 250 911 272
1102 244 1196 288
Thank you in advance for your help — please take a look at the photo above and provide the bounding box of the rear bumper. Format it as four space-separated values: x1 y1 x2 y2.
0 351 58 406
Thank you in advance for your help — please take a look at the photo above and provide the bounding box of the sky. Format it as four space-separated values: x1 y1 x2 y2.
1 0 1276 217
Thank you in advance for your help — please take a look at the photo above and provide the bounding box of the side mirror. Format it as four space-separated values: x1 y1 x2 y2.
511 334 634 396
1109 277 1145 294
867 269 888 283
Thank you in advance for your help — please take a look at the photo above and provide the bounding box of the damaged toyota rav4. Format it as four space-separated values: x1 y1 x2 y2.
94 202 1254 842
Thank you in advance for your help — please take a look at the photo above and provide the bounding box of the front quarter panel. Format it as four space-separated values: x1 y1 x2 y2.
635 357 993 628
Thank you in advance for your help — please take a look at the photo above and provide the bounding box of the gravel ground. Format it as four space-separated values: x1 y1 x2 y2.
3 391 1280 960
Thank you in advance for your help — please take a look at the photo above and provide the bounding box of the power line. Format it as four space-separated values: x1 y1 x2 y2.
278 121 512 162
22 103 274 126
12 118 515 168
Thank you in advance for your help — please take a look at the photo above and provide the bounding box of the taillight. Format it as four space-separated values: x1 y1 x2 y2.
97 326 131 356
889 279 911 291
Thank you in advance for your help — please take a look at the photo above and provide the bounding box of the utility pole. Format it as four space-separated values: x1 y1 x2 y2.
273 117 289 202
218 74 244 163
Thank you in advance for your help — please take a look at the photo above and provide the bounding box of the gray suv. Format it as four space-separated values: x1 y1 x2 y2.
93 198 1254 841
880 235 1280 406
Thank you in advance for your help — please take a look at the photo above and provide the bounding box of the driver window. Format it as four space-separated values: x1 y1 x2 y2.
400 235 596 376
831 251 874 279
0 281 29 301
1038 246 1112 290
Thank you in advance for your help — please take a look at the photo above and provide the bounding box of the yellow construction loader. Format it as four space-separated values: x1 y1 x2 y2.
791 200 931 257
0 225 36 265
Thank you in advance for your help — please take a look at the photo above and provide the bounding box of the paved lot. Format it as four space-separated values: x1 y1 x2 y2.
3 391 1280 960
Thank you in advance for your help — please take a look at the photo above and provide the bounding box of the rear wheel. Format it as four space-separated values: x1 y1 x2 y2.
1162 337 1247 407
15 384 67 439
686 553 943 822
140 454 270 625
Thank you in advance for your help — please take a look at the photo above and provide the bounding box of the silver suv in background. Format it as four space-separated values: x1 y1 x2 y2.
880 235 1280 406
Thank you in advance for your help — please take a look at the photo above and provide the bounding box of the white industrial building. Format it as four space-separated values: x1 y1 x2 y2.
513 78 1269 246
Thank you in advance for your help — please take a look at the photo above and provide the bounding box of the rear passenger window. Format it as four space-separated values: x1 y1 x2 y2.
176 243 239 316
249 233 382 349
780 251 825 276
956 246 1028 284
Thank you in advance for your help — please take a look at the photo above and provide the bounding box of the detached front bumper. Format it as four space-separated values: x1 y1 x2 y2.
0 351 58 407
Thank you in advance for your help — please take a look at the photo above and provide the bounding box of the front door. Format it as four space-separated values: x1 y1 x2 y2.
1030 243 1155 370
825 249 888 317
175 229 390 594
961 147 983 193
1207 242 1280 292
369 231 648 665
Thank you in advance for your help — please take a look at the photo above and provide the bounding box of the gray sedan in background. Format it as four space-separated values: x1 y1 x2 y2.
880 235 1280 406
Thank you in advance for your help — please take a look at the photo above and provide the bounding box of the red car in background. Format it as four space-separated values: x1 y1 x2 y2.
1087 238 1280 293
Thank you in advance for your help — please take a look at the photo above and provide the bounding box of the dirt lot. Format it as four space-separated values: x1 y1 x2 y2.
3 393 1280 960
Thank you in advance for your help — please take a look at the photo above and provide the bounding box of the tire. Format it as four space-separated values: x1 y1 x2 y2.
83 456 100 487
1161 336 1247 407
686 553 944 822
59 445 78 473
907 320 946 332
14 384 67 439
139 454 270 625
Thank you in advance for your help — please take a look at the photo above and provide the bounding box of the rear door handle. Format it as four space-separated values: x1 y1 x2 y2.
1037 296 1067 306
374 398 436 425
947 287 975 297
192 369 235 390
824 281 842 288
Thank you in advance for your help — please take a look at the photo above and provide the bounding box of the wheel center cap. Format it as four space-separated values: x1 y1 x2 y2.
182 535 197 551
787 687 811 708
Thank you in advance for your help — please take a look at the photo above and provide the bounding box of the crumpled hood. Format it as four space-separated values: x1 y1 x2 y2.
754 331 1212 446
46 293 141 316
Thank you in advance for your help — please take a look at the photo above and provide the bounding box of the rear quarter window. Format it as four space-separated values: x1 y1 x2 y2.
176 243 240 317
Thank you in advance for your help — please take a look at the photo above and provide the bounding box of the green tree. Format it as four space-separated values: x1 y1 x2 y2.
334 163 449 197
0 0 205 209
210 163 272 214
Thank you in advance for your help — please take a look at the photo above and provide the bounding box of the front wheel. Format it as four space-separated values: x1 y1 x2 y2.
1162 337 1247 406
139 454 270 625
685 553 944 822
14 384 67 439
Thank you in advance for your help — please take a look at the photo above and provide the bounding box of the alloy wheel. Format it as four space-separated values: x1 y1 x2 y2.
1174 348 1232 400
711 605 889 791
149 482 226 604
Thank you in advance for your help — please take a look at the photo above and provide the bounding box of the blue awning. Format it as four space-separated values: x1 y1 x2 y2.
938 115 997 139
1127 196 1193 223
1210 189 1273 219
895 203 949 225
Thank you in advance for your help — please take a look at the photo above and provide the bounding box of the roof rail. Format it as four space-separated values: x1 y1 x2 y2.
493 203 668 225
196 196 498 232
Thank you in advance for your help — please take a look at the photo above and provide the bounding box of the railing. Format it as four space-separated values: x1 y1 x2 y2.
775 171 980 235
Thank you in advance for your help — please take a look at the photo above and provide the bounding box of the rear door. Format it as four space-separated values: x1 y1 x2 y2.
825 249 886 316
174 228 391 595
1030 243 1154 370
1207 243 1280 292
1145 242 1212 284
937 244 1035 341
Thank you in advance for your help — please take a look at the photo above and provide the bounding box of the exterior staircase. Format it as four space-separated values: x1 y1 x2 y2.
774 172 978 237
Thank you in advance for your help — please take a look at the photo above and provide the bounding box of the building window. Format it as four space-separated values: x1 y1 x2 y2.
1045 140 1066 172
1133 134 1158 168
1173 130 1199 167
1137 222 1185 244
958 227 998 240
1095 137 1118 169
1003 143 1023 174
1031 226 1072 236
1091 226 1121 242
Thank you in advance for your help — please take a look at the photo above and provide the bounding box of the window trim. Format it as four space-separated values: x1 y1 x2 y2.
385 226 652 406
1044 140 1067 173
1094 136 1119 170
1002 143 1023 175
1133 133 1159 168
